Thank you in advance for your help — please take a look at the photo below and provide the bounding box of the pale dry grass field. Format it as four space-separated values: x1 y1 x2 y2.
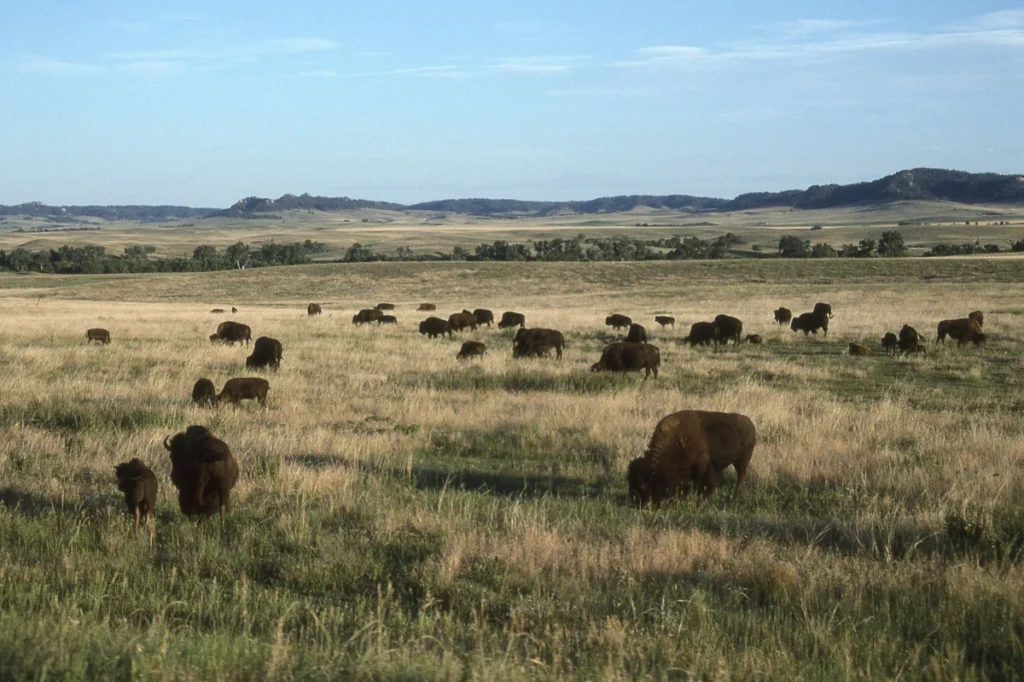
1 259 1023 680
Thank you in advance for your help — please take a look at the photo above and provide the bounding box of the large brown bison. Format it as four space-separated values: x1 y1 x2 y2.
848 343 872 356
969 310 984 327
813 302 834 319
191 378 217 406
86 328 110 344
684 321 718 347
937 318 986 346
626 323 648 344
417 303 436 311
352 308 383 325
605 314 632 330
513 328 566 360
881 332 899 355
246 336 283 371
627 410 756 507
654 315 675 328
456 341 487 360
211 321 252 345
419 317 453 339
790 312 829 337
375 303 395 311
473 309 495 327
307 303 322 316
590 342 660 380
498 311 526 329
898 324 926 355
448 310 478 332
114 458 158 532
164 425 239 521
713 314 743 345
773 307 792 325
215 377 270 406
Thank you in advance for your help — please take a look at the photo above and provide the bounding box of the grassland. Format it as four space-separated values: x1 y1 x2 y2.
1 258 1024 680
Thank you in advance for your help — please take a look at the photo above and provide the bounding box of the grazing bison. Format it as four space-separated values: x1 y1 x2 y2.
654 315 675 328
211 321 252 345
513 328 566 360
881 332 899 355
745 334 763 345
231 307 238 313
627 410 756 507
86 328 110 344
164 425 239 521
417 303 436 311
713 314 743 345
849 343 872 356
375 303 395 311
114 458 158 532
419 317 453 339
626 323 648 344
457 341 487 360
472 309 495 327
790 312 829 337
937 318 986 346
605 314 632 330
215 377 270 406
352 308 383 325
773 307 793 325
191 378 217 406
813 302 834 319
246 336 283 372
684 321 718 347
210 308 225 314
498 311 526 329
969 310 984 327
590 342 660 380
448 311 478 332
377 315 398 325
897 324 926 355
307 303 322 316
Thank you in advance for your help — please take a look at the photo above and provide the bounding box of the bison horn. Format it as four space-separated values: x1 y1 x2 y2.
163 436 172 451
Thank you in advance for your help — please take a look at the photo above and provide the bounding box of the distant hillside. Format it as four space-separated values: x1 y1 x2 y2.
4 168 1022 220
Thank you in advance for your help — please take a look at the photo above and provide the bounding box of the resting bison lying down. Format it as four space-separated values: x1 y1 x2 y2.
591 342 660 380
164 425 239 520
848 343 872 356
114 458 158 531
628 410 756 507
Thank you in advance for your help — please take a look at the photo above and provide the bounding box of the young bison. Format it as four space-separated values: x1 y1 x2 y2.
216 377 270 407
377 315 398 325
191 378 217 406
457 340 487 360
627 410 756 507
881 332 899 355
114 458 158 532
164 425 239 521
86 328 110 344
848 343 872 356
654 315 675 328
307 303 322 316
745 334 763 345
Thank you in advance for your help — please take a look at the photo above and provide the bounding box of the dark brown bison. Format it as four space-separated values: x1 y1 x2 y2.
191 378 217 406
215 377 270 406
897 324 926 355
848 343 872 356
86 328 110 344
654 315 675 328
210 308 225 314
513 328 566 360
377 315 398 325
417 303 436 311
881 332 899 355
498 311 526 329
352 308 383 325
419 317 453 339
745 334 763 345
713 314 743 345
627 410 756 507
773 307 793 325
211 321 252 345
626 323 648 344
605 314 632 330
937 318 986 346
246 336 283 372
590 342 660 380
231 307 238 313
307 303 322 316
969 310 984 327
375 303 395 311
164 425 239 521
473 309 494 327
448 311 478 332
790 312 829 337
684 321 718 347
456 341 487 360
114 458 158 532
813 302 834 319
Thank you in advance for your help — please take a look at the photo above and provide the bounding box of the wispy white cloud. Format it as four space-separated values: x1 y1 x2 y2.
492 55 586 74
297 70 338 78
947 10 1024 31
115 60 185 76
15 58 105 76
256 38 338 54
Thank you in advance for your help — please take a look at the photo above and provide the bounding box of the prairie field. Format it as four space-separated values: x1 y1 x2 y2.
2 258 1024 680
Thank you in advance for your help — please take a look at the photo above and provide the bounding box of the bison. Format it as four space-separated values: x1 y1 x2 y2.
377 315 398 325
605 314 632 331
457 341 487 360
513 328 566 360
626 323 648 344
211 321 252 345
114 458 158 532
498 311 526 329
448 311 478 332
684 321 718 347
897 324 926 355
419 317 453 339
654 315 675 328
590 342 660 380
231 307 238 313
352 308 383 325
790 312 829 337
164 425 239 521
745 334 763 345
473 309 495 327
969 310 984 327
86 328 110 344
375 303 396 311
246 336 283 372
881 332 899 355
937 318 986 347
848 343 872 356
417 303 436 311
813 302 834 319
713 314 743 345
307 303 322 316
210 308 225 314
627 410 756 507
773 307 793 325
191 378 217 406
215 377 269 407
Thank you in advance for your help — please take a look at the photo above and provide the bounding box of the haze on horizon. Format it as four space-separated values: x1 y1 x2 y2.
2 0 1023 208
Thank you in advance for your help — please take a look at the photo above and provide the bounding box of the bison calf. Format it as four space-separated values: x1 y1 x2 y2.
773 307 792 325
654 315 675 328
745 334 763 345
591 342 660 379
191 378 217 406
307 303 322 316
417 303 436 311
86 328 110 344
216 377 270 406
164 425 239 521
881 332 899 355
457 341 487 360
375 303 395 311
848 343 872 356
114 458 158 532
377 314 398 325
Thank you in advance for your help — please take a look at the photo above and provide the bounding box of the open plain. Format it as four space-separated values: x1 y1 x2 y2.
1 257 1024 679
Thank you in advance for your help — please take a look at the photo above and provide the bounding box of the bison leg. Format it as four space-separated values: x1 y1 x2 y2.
731 454 752 502
133 505 140 532
556 345 563 360
697 466 718 500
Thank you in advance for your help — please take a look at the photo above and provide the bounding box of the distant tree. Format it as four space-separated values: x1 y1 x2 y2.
123 245 156 262
856 239 877 257
778 235 810 258
877 230 907 257
7 248 31 272
192 245 221 269
225 242 251 270
1011 239 1024 252
451 245 469 261
344 242 376 262
984 243 1001 254
810 242 837 258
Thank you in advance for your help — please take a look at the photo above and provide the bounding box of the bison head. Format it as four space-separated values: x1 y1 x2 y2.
627 457 656 507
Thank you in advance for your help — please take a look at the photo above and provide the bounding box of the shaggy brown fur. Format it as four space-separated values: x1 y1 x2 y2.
114 458 158 531
191 378 217 406
246 337 283 372
86 328 110 344
773 307 792 325
497 311 526 329
898 324 926 355
605 314 632 330
848 343 872 356
813 302 834 319
590 342 660 380
881 332 899 355
513 328 567 360
654 315 675 328
417 303 436 311
419 317 453 339
456 341 487 360
625 323 648 344
164 425 239 521
352 308 383 325
448 311 478 332
790 312 829 337
211 321 252 345
377 315 398 325
684 321 718 347
472 309 495 327
215 377 270 406
307 303 322 316
969 310 984 327
713 314 743 345
937 318 986 346
745 334 763 345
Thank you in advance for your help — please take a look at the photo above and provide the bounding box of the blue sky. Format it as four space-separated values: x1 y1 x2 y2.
2 1 1023 206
